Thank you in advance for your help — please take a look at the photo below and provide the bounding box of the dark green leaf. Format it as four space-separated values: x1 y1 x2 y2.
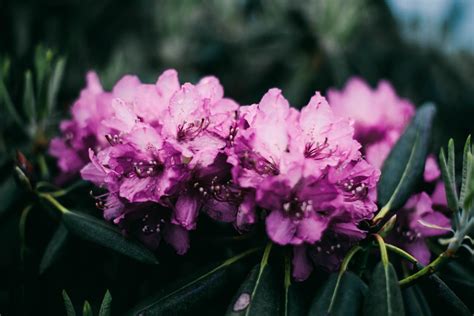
39 223 69 274
46 58 66 115
62 290 76 316
0 176 18 218
226 263 280 316
439 149 458 212
363 262 404 316
0 70 24 127
22 70 36 125
403 285 431 316
309 272 367 316
128 249 256 315
83 300 93 316
377 103 436 211
61 209 158 264
419 273 471 316
283 283 305 316
99 290 112 316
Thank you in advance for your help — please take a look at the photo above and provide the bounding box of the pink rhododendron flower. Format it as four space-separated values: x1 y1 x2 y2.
386 192 451 265
328 77 451 264
229 89 379 279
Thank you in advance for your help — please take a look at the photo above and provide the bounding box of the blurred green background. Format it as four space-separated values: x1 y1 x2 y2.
1 0 473 315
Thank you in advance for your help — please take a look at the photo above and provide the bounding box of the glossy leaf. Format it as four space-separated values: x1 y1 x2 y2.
419 273 471 316
363 262 404 316
62 290 76 316
39 223 69 274
402 285 431 316
128 249 256 315
377 103 436 212
309 272 367 316
99 290 112 316
61 209 158 264
226 263 279 316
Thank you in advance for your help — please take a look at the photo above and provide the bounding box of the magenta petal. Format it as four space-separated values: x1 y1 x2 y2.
292 245 313 281
405 239 431 265
418 212 451 237
163 224 190 255
236 193 257 231
203 199 237 223
172 193 201 230
424 155 441 182
265 211 297 245
295 214 328 244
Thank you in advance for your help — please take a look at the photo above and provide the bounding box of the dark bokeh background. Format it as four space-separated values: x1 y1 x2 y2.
0 0 473 315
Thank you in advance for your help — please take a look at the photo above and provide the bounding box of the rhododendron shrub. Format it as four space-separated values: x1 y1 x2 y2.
328 78 451 264
50 71 381 279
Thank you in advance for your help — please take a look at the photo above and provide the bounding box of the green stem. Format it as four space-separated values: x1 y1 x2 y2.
37 154 50 180
399 252 450 287
284 251 291 316
19 205 32 261
39 193 70 214
374 234 389 267
385 244 418 264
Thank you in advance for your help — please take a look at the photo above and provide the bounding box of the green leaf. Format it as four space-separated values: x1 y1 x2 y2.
308 272 367 316
0 70 24 127
46 57 66 116
61 209 158 264
363 262 404 316
439 148 459 212
128 248 257 315
226 264 279 315
22 70 36 126
39 223 69 274
377 103 436 215
0 176 19 218
62 290 76 316
283 256 305 316
99 290 112 316
459 136 471 206
402 285 431 316
419 273 471 316
83 300 93 316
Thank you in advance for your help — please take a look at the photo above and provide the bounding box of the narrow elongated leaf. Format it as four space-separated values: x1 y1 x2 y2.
22 70 36 124
62 290 76 316
439 149 459 212
419 273 471 316
309 272 367 316
99 290 112 316
83 300 93 316
459 136 471 205
226 263 279 316
0 71 24 127
61 209 158 264
46 58 65 115
363 262 404 316
377 103 436 212
129 249 256 315
39 223 69 274
402 285 431 316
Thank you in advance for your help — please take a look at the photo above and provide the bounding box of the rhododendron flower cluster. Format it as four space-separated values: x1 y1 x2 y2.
50 70 382 279
328 77 451 264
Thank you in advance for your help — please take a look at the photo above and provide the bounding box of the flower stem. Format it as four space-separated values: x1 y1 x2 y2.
398 252 451 287
385 243 418 264
373 234 389 267
39 193 70 214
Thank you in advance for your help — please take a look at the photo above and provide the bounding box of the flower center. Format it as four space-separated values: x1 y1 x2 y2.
339 177 368 201
193 176 242 204
240 150 279 176
283 196 313 220
177 118 210 141
304 138 335 160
